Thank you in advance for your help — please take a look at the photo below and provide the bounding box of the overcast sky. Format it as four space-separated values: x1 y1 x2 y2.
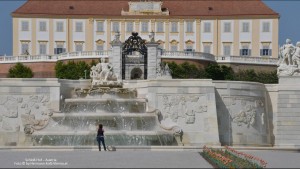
0 0 299 55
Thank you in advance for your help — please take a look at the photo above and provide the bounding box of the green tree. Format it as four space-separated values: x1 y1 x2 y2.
235 69 257 82
7 62 33 78
55 61 91 79
204 63 224 80
221 65 235 80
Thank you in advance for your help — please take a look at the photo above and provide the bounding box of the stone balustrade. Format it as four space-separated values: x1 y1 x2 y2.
0 50 111 63
161 51 216 62
216 55 278 65
0 50 279 65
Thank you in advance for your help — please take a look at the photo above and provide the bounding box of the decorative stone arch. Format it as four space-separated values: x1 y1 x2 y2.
170 39 179 45
95 39 105 45
185 40 195 45
122 32 148 80
130 67 143 79
157 39 165 49
185 40 195 51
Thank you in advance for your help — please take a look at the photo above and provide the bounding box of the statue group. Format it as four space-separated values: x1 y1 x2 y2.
90 57 121 86
277 39 300 76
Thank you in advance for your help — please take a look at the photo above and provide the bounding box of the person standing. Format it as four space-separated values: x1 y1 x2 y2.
96 124 107 151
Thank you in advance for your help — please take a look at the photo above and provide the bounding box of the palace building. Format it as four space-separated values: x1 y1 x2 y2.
12 0 279 58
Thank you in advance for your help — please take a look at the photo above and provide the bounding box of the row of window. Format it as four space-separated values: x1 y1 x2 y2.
21 42 271 57
21 20 272 33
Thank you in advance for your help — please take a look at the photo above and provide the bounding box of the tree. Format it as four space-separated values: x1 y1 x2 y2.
55 61 91 79
204 63 224 80
7 62 33 78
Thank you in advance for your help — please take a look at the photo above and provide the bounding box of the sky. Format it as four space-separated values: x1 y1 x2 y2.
0 0 300 56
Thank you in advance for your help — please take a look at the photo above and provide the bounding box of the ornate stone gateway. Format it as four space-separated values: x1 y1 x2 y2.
122 32 148 80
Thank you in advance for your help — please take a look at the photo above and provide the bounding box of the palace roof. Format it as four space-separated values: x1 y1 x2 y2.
12 0 279 18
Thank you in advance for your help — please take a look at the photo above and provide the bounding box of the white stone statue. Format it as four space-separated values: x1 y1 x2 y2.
292 42 300 68
277 38 300 76
90 57 122 86
156 62 172 79
281 39 295 65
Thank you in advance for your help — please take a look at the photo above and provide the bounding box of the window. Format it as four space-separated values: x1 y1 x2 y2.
186 45 193 51
223 44 231 56
261 44 272 56
171 22 178 32
56 22 64 32
75 22 83 32
127 22 133 32
157 22 164 32
21 21 29 31
55 43 65 54
112 22 119 32
186 21 193 33
21 43 29 55
204 22 211 33
242 22 250 33
39 21 47 32
39 43 47 55
203 43 211 54
240 44 251 56
224 22 231 33
97 21 104 32
171 45 178 51
97 45 104 51
262 22 270 32
75 43 83 52
141 22 148 32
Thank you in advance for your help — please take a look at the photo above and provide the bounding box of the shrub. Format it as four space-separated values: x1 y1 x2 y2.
7 62 33 78
165 62 278 84
55 61 91 79
166 61 205 79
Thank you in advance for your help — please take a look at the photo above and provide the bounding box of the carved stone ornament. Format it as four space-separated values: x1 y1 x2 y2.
223 96 266 129
0 95 52 133
158 94 207 124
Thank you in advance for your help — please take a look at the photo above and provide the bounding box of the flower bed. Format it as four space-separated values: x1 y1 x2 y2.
201 146 267 168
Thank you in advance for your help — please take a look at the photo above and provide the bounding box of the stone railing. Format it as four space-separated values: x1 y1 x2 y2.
216 55 278 65
0 51 279 65
161 51 216 62
0 50 111 63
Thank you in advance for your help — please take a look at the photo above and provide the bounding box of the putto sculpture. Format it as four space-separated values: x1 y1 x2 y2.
277 38 300 76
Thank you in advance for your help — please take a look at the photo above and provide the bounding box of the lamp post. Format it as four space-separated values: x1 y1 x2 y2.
84 70 87 79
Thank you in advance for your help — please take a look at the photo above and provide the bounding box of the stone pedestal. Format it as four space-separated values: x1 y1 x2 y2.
110 41 122 79
275 76 300 148
146 43 159 80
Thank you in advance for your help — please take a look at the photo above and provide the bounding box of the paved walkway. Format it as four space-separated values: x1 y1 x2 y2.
0 149 299 168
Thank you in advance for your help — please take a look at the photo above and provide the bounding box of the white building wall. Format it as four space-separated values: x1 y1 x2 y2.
18 18 32 55
53 19 67 41
239 20 252 42
260 19 273 42
201 20 214 42
221 20 234 42
184 20 196 50
73 19 86 51
94 20 107 50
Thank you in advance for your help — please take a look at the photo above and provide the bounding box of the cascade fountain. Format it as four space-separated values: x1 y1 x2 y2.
30 58 182 146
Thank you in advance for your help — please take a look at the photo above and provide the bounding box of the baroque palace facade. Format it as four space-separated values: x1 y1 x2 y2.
12 0 279 58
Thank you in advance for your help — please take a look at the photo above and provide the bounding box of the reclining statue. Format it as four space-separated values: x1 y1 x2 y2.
90 57 121 86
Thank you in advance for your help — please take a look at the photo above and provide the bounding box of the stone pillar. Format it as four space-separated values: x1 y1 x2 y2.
275 76 300 148
110 41 122 80
146 43 159 80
